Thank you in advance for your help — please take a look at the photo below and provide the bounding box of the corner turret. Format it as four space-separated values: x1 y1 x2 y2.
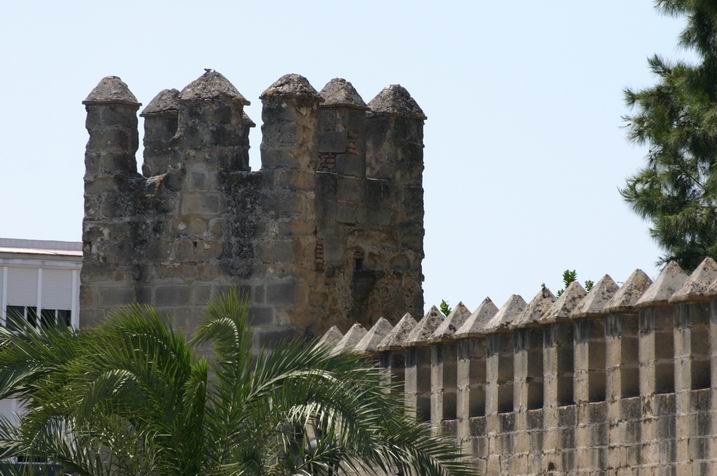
81 76 142 326
141 88 179 177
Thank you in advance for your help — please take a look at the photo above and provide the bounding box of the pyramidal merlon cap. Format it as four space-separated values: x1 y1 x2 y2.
432 302 471 341
330 323 367 355
83 76 140 106
541 281 587 323
354 318 394 353
368 84 426 120
260 73 320 100
670 257 717 303
319 78 367 110
572 274 619 318
511 286 555 329
603 269 652 313
316 325 343 349
636 261 688 308
405 306 444 346
377 313 417 351
179 70 250 105
483 295 527 332
141 88 180 116
456 298 498 337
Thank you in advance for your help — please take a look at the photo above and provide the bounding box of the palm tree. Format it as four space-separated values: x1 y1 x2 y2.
0 292 474 475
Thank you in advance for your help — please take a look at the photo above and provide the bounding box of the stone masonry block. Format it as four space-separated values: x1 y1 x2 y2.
180 193 221 215
99 286 136 306
318 131 348 153
336 176 363 202
154 286 191 306
335 154 365 177
266 281 296 305
248 307 274 326
336 203 360 225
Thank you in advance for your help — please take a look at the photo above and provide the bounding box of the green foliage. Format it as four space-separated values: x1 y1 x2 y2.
439 300 452 317
0 292 474 476
556 269 593 296
562 270 577 288
622 1 717 271
556 269 576 297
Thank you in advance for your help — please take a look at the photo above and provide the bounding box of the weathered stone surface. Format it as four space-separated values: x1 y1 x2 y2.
670 257 717 302
483 295 527 332
84 76 140 106
242 111 256 128
636 261 688 308
260 73 320 100
377 313 417 351
602 269 652 313
511 285 555 329
405 306 444 346
141 88 179 116
368 84 426 119
432 301 471 341
540 281 586 323
179 69 249 104
81 70 425 347
571 274 618 318
354 317 393 353
455 297 498 337
316 325 343 349
319 78 367 109
331 323 367 355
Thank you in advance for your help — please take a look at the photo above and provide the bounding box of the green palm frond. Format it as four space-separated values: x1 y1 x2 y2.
0 291 475 475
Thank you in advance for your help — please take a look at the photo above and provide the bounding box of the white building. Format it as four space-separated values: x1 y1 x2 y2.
0 238 82 418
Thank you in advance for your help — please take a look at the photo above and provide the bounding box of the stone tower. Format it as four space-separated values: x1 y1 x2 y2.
79 71 425 344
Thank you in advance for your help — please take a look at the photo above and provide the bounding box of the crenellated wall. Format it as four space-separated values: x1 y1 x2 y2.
325 257 717 475
79 71 425 344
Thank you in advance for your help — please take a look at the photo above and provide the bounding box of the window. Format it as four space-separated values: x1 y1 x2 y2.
5 306 24 331
4 306 71 330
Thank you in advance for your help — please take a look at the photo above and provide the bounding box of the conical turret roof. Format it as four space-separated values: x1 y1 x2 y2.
319 78 367 109
368 84 426 119
179 70 249 105
83 76 140 106
455 298 498 337
377 313 417 351
260 73 320 100
141 88 180 116
242 111 256 128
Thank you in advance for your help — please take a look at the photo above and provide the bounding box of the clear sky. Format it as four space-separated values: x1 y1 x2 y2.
0 1 689 312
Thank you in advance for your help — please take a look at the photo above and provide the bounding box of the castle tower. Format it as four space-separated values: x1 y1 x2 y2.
80 76 142 326
365 85 426 320
79 71 426 344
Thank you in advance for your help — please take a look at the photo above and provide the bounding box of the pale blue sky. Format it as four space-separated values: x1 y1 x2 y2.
0 1 688 310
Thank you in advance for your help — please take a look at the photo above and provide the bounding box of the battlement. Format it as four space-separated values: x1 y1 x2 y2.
325 258 717 474
80 70 425 344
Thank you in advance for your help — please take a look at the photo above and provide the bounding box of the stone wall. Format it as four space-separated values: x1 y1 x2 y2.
326 257 717 475
79 70 425 343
